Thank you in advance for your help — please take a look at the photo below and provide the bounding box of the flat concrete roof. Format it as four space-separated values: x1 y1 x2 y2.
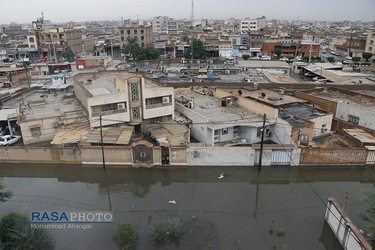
178 91 267 129
0 67 25 72
309 89 375 111
145 120 189 146
83 126 134 145
304 65 352 84
262 72 298 83
238 61 291 69
344 129 375 144
237 89 308 107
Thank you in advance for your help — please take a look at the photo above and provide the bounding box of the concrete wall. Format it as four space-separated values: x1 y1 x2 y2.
170 147 187 165
176 103 211 145
310 114 333 138
20 117 58 145
270 119 294 145
294 91 338 117
0 147 81 164
73 79 91 114
300 147 367 165
336 101 375 130
81 146 133 165
187 146 255 166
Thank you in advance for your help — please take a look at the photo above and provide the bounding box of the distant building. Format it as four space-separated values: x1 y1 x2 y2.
365 31 375 58
118 25 152 48
262 40 320 58
240 16 266 34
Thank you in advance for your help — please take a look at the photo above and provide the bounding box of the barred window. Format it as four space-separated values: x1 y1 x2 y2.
130 82 139 101
30 127 41 137
132 107 141 119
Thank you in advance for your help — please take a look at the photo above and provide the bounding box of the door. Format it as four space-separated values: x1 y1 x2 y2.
271 150 292 165
214 129 220 143
133 145 153 163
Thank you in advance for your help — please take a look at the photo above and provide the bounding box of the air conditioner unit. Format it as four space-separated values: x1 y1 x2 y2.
162 97 170 104
117 103 125 110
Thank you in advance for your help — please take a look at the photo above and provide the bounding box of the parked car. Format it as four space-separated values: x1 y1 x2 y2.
279 57 289 61
345 56 352 60
54 69 60 74
260 56 271 60
0 135 21 146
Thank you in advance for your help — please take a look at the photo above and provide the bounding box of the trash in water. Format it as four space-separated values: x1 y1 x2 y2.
168 200 177 204
218 172 225 179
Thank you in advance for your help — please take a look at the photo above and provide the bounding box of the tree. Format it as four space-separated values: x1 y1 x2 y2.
362 52 373 62
136 48 160 61
242 54 250 60
182 34 189 43
184 39 208 59
359 190 375 235
113 222 139 250
0 181 12 202
353 56 361 62
327 56 335 62
123 37 142 60
274 49 282 59
61 47 75 62
0 212 54 250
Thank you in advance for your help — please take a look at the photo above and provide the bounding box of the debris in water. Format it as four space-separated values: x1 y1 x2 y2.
168 200 177 204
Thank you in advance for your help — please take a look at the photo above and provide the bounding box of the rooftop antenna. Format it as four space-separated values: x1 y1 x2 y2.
191 0 194 60
41 10 44 21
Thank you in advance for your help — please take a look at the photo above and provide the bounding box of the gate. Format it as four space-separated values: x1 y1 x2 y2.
271 150 291 165
133 145 153 163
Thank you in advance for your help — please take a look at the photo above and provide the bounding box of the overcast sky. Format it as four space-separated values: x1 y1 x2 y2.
1 0 374 24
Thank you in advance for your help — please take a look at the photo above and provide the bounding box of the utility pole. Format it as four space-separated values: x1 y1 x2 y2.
349 28 353 57
308 40 313 63
191 0 194 60
258 114 266 171
100 115 106 169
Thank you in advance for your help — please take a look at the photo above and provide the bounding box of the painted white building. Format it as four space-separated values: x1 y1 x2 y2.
74 71 174 130
240 16 266 34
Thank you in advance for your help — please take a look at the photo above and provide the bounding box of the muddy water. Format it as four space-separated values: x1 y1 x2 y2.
0 164 374 250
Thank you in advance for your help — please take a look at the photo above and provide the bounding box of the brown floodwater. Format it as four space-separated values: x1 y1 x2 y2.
0 164 374 250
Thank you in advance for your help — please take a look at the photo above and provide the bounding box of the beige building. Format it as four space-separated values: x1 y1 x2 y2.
365 31 375 56
73 71 174 131
118 25 153 48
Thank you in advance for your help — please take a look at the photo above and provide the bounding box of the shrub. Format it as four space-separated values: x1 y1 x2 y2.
166 217 184 238
353 57 361 62
242 54 250 60
113 222 139 250
0 212 54 249
327 57 335 62
151 221 168 243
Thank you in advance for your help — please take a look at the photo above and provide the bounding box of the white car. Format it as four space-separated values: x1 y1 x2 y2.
279 57 289 61
0 135 21 146
345 56 352 60
260 56 271 60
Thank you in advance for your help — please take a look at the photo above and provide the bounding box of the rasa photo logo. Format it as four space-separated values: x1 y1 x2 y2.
30 211 113 230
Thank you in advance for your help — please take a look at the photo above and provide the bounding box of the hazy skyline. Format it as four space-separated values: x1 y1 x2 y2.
1 0 374 25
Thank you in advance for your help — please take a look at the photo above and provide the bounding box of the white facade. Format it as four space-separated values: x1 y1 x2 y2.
336 101 375 130
152 16 169 34
240 16 266 34
365 31 375 56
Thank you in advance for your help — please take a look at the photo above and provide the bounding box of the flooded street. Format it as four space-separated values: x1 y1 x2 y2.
0 164 374 249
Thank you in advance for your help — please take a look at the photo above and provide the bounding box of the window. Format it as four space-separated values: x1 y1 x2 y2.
53 34 57 38
141 36 144 41
130 82 139 101
222 128 229 135
348 115 359 124
134 30 137 35
132 107 141 119
91 102 127 117
141 42 144 47
141 30 144 34
300 134 308 141
121 30 124 35
121 36 124 41
29 37 34 43
30 127 41 137
233 126 238 137
127 30 130 35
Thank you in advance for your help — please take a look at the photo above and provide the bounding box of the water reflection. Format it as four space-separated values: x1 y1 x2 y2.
0 164 374 249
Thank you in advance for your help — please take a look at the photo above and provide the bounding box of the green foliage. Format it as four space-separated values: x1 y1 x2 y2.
182 34 189 42
105 39 111 44
302 56 310 62
0 181 12 203
352 56 361 62
361 62 371 66
166 217 184 238
123 37 142 60
313 56 321 61
276 228 285 238
3 58 9 63
151 221 168 243
359 190 375 234
274 49 283 59
151 217 184 244
362 52 373 62
184 39 208 59
113 222 139 250
61 47 75 62
0 212 54 249
136 48 160 61
327 56 335 62
242 54 250 60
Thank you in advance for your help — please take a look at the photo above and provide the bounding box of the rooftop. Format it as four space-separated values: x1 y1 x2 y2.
238 60 291 69
238 89 308 107
177 91 267 129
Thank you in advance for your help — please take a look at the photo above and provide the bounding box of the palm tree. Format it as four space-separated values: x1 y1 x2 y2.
123 37 141 60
